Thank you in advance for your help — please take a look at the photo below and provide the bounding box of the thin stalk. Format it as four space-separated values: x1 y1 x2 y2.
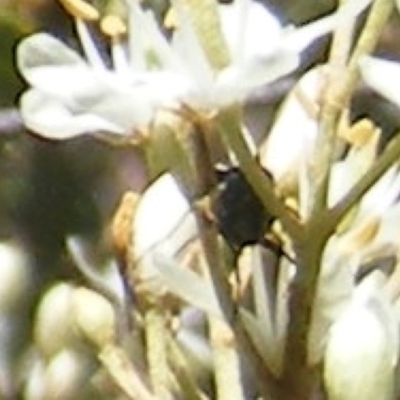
279 228 327 400
167 337 210 400
186 121 246 400
209 317 245 400
144 305 173 400
311 0 395 213
99 344 157 400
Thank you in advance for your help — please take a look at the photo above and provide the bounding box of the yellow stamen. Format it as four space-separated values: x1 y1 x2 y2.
112 191 139 264
101 15 127 37
349 216 380 249
164 7 178 29
340 118 378 149
58 0 99 20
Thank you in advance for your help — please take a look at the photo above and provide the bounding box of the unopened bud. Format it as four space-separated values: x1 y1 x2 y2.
72 287 116 348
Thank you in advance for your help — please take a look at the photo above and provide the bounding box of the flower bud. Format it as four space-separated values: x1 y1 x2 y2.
0 242 29 314
34 283 77 358
72 287 116 348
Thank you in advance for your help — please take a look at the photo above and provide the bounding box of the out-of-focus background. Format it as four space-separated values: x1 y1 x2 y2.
0 0 399 398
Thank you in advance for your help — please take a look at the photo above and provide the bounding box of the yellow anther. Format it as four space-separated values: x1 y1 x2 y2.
58 0 99 20
164 7 178 29
112 191 139 264
284 197 299 214
350 217 380 249
340 119 378 149
101 15 127 37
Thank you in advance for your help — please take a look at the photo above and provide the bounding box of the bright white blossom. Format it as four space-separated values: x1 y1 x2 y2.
17 0 371 140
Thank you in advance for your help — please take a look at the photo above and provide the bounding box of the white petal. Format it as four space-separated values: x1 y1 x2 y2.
216 51 299 105
281 0 372 54
361 167 400 214
133 173 197 259
260 66 327 185
154 256 222 318
219 0 282 62
171 0 215 89
309 247 354 364
132 173 200 296
324 272 398 400
128 2 181 72
17 33 95 97
360 56 400 108
20 90 124 139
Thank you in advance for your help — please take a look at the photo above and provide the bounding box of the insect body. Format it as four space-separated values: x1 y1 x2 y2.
213 166 276 254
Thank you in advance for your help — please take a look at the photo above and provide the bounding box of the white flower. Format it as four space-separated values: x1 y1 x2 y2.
324 271 398 400
259 66 328 191
17 28 188 139
130 172 222 315
17 0 371 140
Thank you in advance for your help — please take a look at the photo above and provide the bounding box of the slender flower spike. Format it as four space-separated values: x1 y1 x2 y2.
260 65 400 365
16 0 371 140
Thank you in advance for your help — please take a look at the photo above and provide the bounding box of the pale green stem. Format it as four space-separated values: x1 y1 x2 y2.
209 317 245 400
311 0 395 214
144 306 173 400
167 337 210 400
328 0 358 69
99 344 157 400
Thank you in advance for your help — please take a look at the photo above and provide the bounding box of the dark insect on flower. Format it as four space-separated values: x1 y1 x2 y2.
213 165 279 254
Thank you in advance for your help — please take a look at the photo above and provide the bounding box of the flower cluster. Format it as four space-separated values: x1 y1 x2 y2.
18 0 369 139
15 0 400 399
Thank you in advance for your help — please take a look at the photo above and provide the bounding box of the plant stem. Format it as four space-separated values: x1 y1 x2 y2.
144 305 173 400
279 2 395 398
311 0 395 214
99 344 157 400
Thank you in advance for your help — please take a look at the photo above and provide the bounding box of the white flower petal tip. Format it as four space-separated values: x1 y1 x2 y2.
360 56 400 108
132 173 195 259
280 0 371 56
219 0 281 61
20 90 123 140
17 33 82 73
260 66 328 190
